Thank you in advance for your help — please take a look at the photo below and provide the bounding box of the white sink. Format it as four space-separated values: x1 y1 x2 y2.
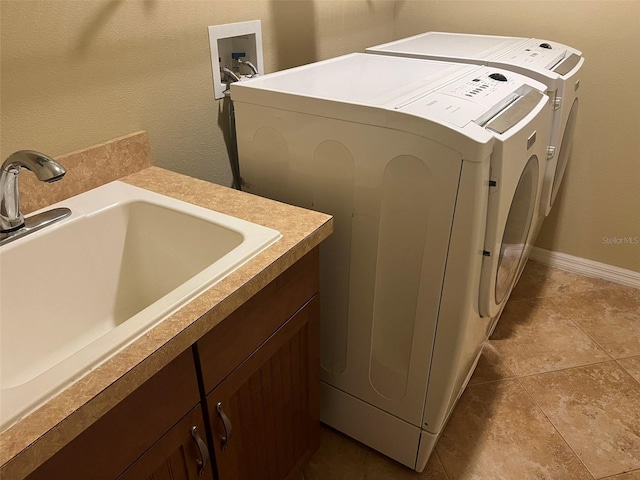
0 181 281 431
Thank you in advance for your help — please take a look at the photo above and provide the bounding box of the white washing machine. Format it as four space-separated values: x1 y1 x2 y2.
368 32 583 229
231 53 551 471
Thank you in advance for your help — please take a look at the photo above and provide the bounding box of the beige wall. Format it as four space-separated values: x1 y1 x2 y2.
1 0 394 187
2 0 638 272
393 0 640 272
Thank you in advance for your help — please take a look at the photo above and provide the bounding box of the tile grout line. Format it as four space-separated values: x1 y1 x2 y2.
545 294 616 362
511 265 617 303
471 349 615 388
513 358 617 381
467 376 516 387
515 376 597 480
539 282 640 311
434 449 452 480
482 305 607 384
614 358 640 389
597 466 640 479
548 286 640 364
512 284 611 303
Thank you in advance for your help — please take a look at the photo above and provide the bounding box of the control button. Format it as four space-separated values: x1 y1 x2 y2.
489 73 508 82
539 43 552 49
472 78 480 82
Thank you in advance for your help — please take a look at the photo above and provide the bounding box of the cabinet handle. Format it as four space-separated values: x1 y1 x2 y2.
216 402 233 450
190 426 210 476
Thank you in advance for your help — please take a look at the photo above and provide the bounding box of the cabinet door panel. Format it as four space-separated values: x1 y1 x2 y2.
197 248 319 394
26 350 200 480
118 405 213 480
207 296 320 480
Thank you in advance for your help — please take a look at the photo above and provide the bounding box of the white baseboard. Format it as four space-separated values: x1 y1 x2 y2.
529 247 640 289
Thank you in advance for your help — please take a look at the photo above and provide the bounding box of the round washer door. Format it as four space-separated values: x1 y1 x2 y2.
479 155 539 318
549 97 579 209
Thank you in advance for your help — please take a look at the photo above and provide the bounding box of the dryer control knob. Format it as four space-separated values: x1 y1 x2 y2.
489 73 508 82
539 43 552 49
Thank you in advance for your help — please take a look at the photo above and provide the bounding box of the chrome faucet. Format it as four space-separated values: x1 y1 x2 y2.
0 150 71 245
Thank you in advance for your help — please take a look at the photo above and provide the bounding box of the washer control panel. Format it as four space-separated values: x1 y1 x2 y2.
498 38 567 70
398 67 531 129
438 70 518 102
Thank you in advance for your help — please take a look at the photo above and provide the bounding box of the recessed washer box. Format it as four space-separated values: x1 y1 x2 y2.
208 20 264 99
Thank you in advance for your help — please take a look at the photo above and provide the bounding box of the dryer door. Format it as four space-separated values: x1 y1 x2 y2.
479 155 539 317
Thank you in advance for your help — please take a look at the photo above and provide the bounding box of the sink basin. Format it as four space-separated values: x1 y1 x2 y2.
0 181 281 431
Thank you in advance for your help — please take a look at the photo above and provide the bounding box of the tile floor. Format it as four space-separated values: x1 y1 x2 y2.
303 260 640 480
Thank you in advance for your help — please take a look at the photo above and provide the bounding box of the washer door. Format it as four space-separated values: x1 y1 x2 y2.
549 98 579 209
480 155 539 318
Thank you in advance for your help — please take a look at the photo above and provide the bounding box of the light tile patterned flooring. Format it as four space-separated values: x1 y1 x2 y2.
303 260 640 480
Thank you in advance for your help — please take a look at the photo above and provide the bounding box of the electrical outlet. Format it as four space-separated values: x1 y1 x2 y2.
208 20 264 100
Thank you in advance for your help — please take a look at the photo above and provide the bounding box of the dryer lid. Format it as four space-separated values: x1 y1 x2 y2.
367 31 525 61
232 53 472 107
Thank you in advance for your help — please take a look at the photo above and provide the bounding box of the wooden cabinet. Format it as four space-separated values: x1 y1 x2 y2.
207 297 320 480
26 248 320 480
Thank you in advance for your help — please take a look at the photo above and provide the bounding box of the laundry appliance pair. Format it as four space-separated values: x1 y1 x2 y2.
230 33 583 472
368 31 584 240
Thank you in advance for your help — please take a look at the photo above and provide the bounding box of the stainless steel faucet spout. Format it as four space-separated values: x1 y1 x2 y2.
0 150 67 233
2 150 66 182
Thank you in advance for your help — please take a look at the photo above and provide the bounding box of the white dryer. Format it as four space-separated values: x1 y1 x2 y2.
368 32 584 228
231 53 551 471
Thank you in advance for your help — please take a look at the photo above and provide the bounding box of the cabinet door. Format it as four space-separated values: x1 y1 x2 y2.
26 350 201 480
197 248 319 394
207 296 320 480
118 405 213 480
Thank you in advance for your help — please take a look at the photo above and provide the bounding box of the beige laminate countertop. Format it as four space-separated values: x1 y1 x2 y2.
0 166 333 479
